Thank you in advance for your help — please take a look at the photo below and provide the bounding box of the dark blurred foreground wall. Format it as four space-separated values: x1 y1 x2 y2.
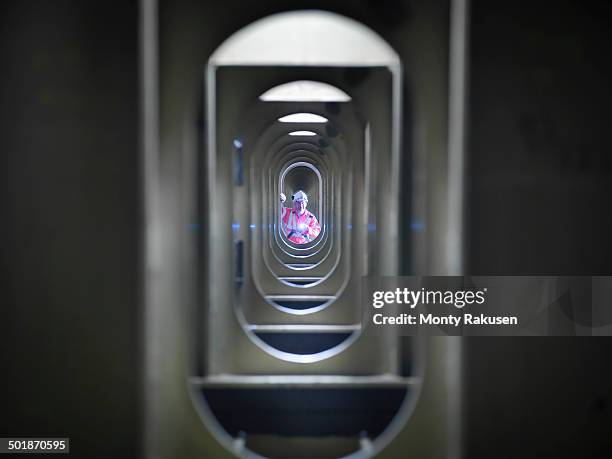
0 1 140 458
1 1 612 459
466 1 612 458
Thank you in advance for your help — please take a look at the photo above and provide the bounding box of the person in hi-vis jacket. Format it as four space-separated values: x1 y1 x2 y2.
279 190 321 244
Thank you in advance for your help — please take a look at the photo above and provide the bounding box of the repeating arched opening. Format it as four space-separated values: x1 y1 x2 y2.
195 10 418 459
279 162 323 244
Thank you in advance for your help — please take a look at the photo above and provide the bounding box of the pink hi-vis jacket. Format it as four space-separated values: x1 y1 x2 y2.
281 207 321 244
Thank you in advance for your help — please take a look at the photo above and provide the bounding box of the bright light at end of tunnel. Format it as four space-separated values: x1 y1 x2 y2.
278 113 328 123
289 130 317 136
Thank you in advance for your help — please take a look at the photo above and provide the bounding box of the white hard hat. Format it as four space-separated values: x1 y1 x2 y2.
292 190 308 202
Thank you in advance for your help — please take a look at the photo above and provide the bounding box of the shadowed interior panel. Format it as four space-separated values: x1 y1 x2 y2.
271 299 328 310
203 388 409 436
255 332 351 354
279 278 321 286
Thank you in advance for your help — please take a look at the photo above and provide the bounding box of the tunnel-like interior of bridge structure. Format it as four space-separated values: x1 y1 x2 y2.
188 11 421 459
